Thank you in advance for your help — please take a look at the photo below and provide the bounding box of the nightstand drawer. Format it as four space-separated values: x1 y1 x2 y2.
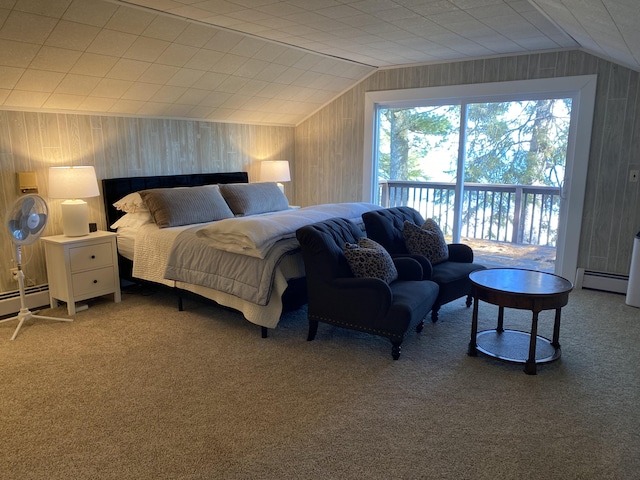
69 242 113 272
72 266 116 297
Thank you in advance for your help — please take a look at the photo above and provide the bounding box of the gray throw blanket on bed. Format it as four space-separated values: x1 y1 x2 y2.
164 225 301 306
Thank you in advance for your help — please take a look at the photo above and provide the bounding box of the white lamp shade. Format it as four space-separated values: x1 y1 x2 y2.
48 166 99 199
259 160 290 183
49 166 99 236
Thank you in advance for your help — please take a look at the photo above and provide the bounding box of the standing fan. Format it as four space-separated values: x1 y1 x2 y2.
0 194 71 340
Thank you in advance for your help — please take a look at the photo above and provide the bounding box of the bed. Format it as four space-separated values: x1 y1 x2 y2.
102 172 381 335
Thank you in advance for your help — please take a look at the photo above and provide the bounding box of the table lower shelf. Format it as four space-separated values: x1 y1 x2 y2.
476 329 561 364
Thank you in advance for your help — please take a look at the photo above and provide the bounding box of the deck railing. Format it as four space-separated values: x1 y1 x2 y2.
378 181 561 247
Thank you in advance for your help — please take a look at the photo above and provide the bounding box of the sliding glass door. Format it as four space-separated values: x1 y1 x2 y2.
364 77 597 280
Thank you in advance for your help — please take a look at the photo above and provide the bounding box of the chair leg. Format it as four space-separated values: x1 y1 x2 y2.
391 340 402 360
307 319 318 341
416 318 424 333
431 305 440 323
466 294 473 308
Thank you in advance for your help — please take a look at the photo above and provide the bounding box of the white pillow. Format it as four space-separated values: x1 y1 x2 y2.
113 192 149 213
110 212 154 229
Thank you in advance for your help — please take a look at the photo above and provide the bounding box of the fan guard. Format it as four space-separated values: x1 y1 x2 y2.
7 194 48 246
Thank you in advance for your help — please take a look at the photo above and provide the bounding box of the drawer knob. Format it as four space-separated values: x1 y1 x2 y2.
91 255 96 259
93 280 98 284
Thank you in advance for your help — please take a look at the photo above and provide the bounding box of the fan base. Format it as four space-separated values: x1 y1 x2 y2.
0 307 72 340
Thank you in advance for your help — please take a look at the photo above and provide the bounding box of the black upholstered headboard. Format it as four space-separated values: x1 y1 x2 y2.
102 171 248 231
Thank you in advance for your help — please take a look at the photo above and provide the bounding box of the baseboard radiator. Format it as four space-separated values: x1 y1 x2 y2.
575 268 628 294
0 284 50 318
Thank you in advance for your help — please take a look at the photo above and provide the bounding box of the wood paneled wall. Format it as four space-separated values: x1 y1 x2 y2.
295 50 640 276
0 111 294 294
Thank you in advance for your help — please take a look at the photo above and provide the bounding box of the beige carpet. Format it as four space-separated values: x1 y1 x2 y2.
1 285 638 480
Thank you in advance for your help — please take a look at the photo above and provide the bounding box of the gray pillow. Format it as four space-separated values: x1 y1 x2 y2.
402 219 449 265
219 182 289 216
344 237 398 284
138 185 234 228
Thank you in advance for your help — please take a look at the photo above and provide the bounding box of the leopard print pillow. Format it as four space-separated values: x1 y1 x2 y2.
402 219 449 265
344 237 398 284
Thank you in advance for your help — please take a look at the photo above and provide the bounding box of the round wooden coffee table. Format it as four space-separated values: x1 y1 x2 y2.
467 268 573 375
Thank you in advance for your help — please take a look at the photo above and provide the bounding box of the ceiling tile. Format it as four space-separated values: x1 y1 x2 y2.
45 20 101 51
55 74 102 95
191 71 228 89
184 49 225 70
228 36 267 57
199 91 232 108
110 98 146 113
141 14 188 41
219 93 252 110
15 69 65 92
29 46 82 73
106 58 152 80
234 57 269 78
70 52 119 77
0 66 25 89
136 63 181 84
4 89 50 108
121 82 162 101
13 0 73 17
0 10 57 43
177 87 209 105
154 42 199 66
122 36 170 62
165 103 194 117
208 53 247 74
43 92 85 109
136 101 170 116
0 89 10 104
166 67 205 87
0 39 39 67
76 96 116 111
63 0 118 27
186 104 213 119
174 22 217 47
87 29 139 56
105 6 156 34
90 77 134 98
203 29 245 52
151 84 188 103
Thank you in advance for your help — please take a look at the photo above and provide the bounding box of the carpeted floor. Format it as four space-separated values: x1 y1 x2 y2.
1 285 638 479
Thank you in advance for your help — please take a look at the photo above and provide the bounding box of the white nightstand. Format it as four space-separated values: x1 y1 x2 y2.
42 231 121 315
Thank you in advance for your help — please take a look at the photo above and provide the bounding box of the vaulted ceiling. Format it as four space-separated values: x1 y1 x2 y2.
0 0 638 126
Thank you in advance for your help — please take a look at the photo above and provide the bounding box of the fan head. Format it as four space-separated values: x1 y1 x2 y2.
7 194 48 246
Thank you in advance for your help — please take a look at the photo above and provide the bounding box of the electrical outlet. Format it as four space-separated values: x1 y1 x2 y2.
630 170 639 183
10 267 19 281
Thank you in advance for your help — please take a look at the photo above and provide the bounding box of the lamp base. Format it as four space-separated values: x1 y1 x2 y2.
61 200 89 236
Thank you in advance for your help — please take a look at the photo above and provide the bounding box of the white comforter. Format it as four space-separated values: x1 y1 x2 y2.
195 202 382 258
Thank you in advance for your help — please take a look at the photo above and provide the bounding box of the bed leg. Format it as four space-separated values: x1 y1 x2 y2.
173 287 184 311
261 326 268 338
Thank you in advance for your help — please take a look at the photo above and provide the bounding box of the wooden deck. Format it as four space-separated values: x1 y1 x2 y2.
461 238 556 272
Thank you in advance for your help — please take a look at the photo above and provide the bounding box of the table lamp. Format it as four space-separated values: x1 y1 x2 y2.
259 160 290 193
48 166 99 236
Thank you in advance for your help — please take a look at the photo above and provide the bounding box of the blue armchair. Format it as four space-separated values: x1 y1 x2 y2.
362 207 486 322
296 217 439 360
